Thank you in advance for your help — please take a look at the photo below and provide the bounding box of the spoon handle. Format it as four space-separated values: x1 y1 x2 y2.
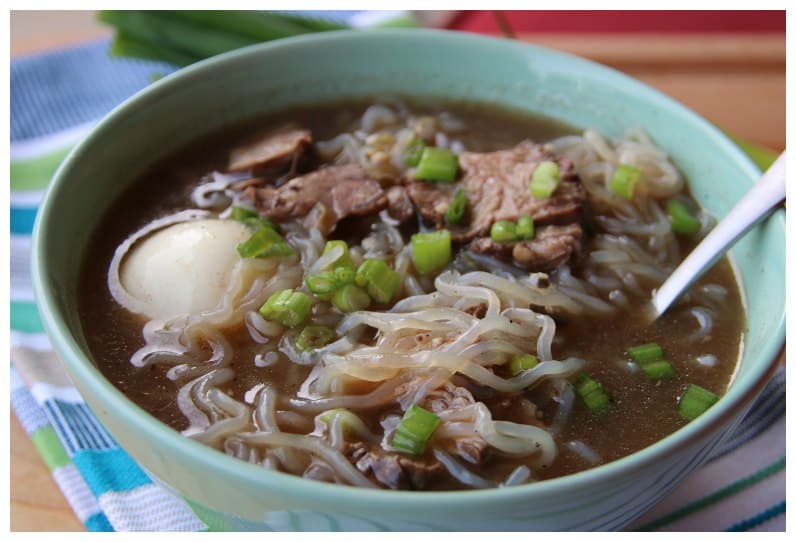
651 152 786 317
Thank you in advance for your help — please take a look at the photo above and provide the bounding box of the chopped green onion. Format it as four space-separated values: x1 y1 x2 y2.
609 164 642 200
323 240 354 270
445 188 469 225
259 289 311 328
667 200 701 235
333 266 356 286
404 138 427 167
490 221 517 243
295 325 336 352
628 343 664 364
641 360 677 380
411 230 452 275
304 271 338 297
414 147 459 183
237 226 293 258
231 206 259 221
355 259 402 304
391 405 441 455
575 374 612 414
515 215 535 240
530 160 560 198
332 284 372 313
509 354 539 375
678 384 719 421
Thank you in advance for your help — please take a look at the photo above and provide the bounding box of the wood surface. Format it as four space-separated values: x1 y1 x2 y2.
9 11 785 532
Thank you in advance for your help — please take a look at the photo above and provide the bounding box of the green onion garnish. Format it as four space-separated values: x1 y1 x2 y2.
295 325 336 352
323 240 354 270
414 147 459 183
445 188 469 225
641 360 677 380
391 405 441 456
404 138 427 167
333 265 356 286
575 374 612 414
411 230 452 275
666 200 701 235
530 160 560 198
236 226 293 258
331 284 372 313
678 384 719 421
231 206 259 222
515 215 535 240
609 164 642 200
509 354 539 375
628 343 664 364
259 289 312 328
490 221 517 243
355 259 402 304
305 271 339 297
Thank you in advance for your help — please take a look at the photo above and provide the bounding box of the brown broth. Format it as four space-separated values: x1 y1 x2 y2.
77 99 744 489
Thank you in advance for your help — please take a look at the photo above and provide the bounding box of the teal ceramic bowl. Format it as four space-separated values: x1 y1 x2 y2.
32 30 784 531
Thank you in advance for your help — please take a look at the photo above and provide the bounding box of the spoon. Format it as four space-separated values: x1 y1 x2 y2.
650 152 786 319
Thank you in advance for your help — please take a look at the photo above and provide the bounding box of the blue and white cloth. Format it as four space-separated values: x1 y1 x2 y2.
10 25 785 532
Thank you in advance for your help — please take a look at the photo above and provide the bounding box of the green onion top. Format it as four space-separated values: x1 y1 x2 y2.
259 289 312 328
237 226 293 258
678 384 719 421
445 188 469 225
414 147 459 183
404 138 427 167
628 343 664 364
323 240 354 270
515 215 535 240
666 199 701 235
295 325 336 352
411 229 452 275
609 164 642 200
332 284 371 313
231 206 280 232
641 360 677 380
305 271 339 297
509 354 539 375
575 374 612 414
391 404 441 456
355 259 402 304
490 221 517 243
530 160 560 198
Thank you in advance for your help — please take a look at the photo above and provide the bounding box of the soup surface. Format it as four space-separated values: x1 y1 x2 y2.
79 99 744 490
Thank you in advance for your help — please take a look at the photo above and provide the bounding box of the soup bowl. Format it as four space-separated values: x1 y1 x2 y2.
32 29 784 531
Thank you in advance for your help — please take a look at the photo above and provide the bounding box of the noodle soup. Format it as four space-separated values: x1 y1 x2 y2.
78 100 743 490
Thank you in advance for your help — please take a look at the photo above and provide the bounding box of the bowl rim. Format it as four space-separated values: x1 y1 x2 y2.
32 28 785 514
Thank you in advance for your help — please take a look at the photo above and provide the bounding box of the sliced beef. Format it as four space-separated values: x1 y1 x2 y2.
227 126 312 176
422 383 490 466
468 223 583 272
385 186 415 224
406 140 585 242
244 164 388 235
344 442 443 490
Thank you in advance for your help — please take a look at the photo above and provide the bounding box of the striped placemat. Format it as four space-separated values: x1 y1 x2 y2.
10 20 785 532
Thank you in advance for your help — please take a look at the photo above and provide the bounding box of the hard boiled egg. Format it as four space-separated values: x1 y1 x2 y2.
120 219 250 320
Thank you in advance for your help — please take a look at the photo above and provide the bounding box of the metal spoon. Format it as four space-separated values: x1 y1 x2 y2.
650 152 786 319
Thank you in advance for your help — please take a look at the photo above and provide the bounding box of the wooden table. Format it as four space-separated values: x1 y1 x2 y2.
9 11 785 532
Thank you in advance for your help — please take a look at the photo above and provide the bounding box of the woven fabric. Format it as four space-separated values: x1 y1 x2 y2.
10 19 785 532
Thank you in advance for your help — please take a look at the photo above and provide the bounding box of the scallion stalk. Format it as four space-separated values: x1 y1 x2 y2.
575 374 612 414
411 230 452 275
237 226 293 258
609 164 642 200
355 259 402 304
490 221 517 243
414 147 459 183
678 384 719 421
509 354 538 375
529 160 560 198
295 325 336 351
445 188 469 225
391 405 441 455
515 215 535 240
332 284 371 313
259 289 311 328
667 200 701 235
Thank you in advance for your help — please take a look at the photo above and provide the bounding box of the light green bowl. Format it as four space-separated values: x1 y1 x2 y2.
32 29 784 531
